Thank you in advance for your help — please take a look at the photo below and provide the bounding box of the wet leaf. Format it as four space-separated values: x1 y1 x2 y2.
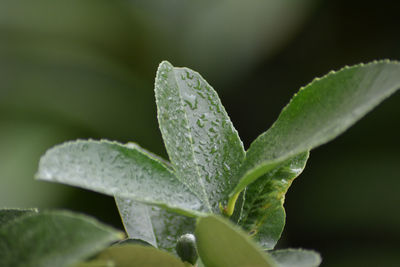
115 197 195 251
240 152 309 249
0 210 123 267
270 249 321 267
230 60 400 197
36 140 205 217
195 215 277 267
155 61 245 212
91 244 186 267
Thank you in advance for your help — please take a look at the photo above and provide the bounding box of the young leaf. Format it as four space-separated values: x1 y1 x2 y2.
240 152 309 249
270 249 321 267
115 197 195 251
195 215 277 267
91 244 187 267
0 210 123 267
230 60 400 197
0 208 38 228
36 140 205 217
155 61 245 212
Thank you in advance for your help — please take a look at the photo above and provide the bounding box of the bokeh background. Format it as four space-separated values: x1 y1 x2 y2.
1 0 399 266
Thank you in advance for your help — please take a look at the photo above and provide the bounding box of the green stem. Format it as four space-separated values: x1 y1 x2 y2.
224 192 240 217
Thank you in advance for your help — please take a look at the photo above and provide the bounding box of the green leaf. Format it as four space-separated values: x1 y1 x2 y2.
91 244 186 267
0 208 38 228
270 249 321 267
115 197 195 252
0 210 123 267
240 152 309 249
230 60 400 197
195 215 277 267
155 61 245 212
36 140 205 217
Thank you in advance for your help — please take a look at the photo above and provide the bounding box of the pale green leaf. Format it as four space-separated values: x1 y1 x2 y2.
231 60 400 196
92 244 186 267
115 197 195 252
270 249 321 267
36 140 205 217
195 215 277 267
0 208 38 229
240 152 309 249
155 61 245 212
0 210 123 267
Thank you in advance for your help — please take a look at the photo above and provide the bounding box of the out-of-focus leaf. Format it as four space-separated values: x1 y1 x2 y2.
0 208 37 228
36 140 205 217
91 244 186 267
195 215 277 267
0 210 123 267
240 152 309 249
270 249 321 267
155 61 245 212
230 60 400 197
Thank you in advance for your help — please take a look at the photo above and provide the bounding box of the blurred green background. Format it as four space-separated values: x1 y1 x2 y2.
1 0 399 266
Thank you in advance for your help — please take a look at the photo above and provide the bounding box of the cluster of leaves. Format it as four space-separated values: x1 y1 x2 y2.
0 208 319 267
2 60 399 266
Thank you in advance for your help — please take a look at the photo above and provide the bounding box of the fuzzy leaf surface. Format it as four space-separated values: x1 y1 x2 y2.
92 244 186 267
36 140 205 217
231 60 400 196
155 61 245 212
116 197 195 251
270 249 321 267
195 215 277 267
0 208 38 229
240 152 309 249
0 210 123 267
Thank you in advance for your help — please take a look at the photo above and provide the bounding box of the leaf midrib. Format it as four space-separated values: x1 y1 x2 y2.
172 67 212 212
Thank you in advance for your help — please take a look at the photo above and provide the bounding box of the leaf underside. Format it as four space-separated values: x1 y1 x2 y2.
115 197 195 252
270 249 322 267
240 152 309 249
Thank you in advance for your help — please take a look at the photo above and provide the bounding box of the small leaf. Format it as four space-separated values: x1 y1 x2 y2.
230 60 400 196
115 197 195 251
155 61 245 212
240 152 309 249
92 244 186 267
195 215 277 267
270 249 322 267
0 210 123 267
36 140 205 217
0 208 38 228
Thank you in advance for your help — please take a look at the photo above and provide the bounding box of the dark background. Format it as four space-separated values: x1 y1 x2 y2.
1 0 399 266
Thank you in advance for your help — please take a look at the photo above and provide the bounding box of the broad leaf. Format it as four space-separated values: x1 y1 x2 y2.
114 143 195 251
0 208 37 228
90 244 186 267
115 197 195 252
195 215 277 267
230 60 400 197
155 61 245 212
0 210 123 267
270 249 321 267
36 140 205 217
240 152 309 249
